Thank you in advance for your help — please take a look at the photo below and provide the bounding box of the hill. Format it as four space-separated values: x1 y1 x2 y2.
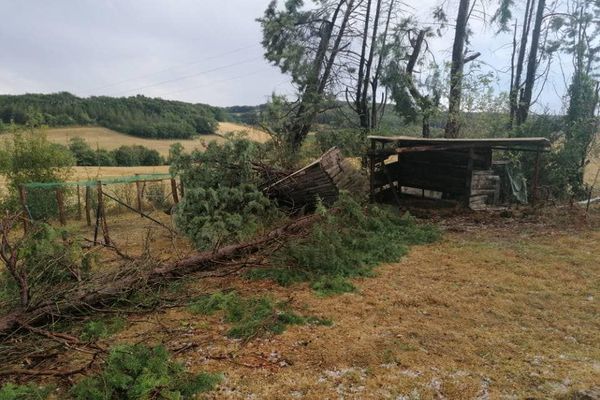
0 92 227 139
39 122 270 157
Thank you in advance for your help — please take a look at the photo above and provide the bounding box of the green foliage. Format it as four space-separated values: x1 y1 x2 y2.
69 137 164 167
80 317 127 342
175 184 274 250
171 138 279 250
315 128 367 158
0 131 73 192
0 383 52 400
70 344 222 400
188 290 329 339
249 194 439 293
0 223 86 309
0 92 224 139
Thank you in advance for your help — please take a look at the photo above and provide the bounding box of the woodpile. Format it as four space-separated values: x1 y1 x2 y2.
470 170 501 210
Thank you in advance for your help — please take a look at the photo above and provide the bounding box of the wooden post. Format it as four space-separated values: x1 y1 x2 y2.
76 184 82 220
465 147 475 207
135 174 143 216
96 181 110 245
171 178 179 204
55 188 66 226
18 185 29 233
85 186 92 227
532 149 541 206
369 139 376 203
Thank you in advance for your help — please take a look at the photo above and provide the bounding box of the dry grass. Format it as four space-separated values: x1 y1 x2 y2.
23 210 599 399
1 122 270 158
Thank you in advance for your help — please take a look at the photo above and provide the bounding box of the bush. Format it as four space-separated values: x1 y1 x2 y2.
80 317 127 342
70 344 222 400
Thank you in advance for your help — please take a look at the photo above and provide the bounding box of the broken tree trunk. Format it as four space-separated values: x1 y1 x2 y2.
0 214 320 337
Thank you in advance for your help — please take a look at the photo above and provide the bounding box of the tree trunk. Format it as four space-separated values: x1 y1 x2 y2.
509 0 535 128
516 0 546 125
445 0 471 138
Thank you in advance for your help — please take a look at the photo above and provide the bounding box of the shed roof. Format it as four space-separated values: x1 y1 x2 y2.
368 135 550 148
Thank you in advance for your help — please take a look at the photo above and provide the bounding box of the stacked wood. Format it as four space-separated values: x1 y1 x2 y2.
265 147 365 209
469 170 500 210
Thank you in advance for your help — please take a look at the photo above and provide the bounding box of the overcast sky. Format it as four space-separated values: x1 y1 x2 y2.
0 0 568 110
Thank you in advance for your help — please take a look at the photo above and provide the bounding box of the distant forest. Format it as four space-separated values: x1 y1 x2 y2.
0 92 228 139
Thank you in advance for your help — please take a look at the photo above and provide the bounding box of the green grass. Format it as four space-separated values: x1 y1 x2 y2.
188 291 331 339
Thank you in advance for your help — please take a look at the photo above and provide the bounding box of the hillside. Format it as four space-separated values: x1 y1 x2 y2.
0 92 226 139
40 122 270 157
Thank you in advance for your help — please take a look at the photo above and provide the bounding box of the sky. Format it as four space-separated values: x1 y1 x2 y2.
0 0 569 110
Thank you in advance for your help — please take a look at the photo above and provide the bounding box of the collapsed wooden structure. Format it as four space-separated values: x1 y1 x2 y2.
367 136 551 209
265 147 364 209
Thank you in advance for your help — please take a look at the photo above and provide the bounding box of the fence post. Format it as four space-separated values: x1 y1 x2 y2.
55 187 66 226
18 185 29 233
76 184 82 220
85 185 92 227
96 181 110 245
135 174 143 216
171 178 179 204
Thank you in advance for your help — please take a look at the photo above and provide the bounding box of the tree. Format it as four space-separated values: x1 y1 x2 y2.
444 0 481 137
384 23 443 137
259 0 356 152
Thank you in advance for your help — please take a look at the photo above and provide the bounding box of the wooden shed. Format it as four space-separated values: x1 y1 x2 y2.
367 136 551 209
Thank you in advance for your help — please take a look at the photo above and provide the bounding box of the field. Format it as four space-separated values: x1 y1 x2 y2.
3 122 270 157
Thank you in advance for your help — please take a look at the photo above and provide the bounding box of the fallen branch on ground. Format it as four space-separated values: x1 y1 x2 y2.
0 213 320 337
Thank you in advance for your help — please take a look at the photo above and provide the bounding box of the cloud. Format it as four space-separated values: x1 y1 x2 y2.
0 0 567 111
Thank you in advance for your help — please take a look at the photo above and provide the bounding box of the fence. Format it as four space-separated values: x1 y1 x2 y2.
19 173 184 246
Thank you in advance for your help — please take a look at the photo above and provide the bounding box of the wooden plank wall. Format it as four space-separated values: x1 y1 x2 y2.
373 148 493 198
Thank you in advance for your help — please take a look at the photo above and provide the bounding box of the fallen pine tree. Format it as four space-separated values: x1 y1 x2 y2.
0 213 320 337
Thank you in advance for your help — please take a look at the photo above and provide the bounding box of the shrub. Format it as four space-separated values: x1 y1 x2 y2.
188 291 330 339
70 344 222 400
315 128 368 157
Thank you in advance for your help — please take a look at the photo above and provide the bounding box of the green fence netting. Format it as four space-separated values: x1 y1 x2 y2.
23 173 174 189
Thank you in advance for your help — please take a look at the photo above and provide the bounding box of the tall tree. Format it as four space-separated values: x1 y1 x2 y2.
384 23 442 137
515 0 547 124
259 0 356 152
445 0 480 137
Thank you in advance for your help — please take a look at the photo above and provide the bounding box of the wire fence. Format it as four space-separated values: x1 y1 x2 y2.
19 173 183 246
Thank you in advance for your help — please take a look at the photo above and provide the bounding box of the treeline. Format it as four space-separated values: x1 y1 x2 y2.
68 137 164 166
0 92 229 139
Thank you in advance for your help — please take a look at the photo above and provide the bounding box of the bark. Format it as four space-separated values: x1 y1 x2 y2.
0 215 320 337
287 0 355 152
516 0 546 125
405 30 434 138
445 0 471 138
509 0 535 127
